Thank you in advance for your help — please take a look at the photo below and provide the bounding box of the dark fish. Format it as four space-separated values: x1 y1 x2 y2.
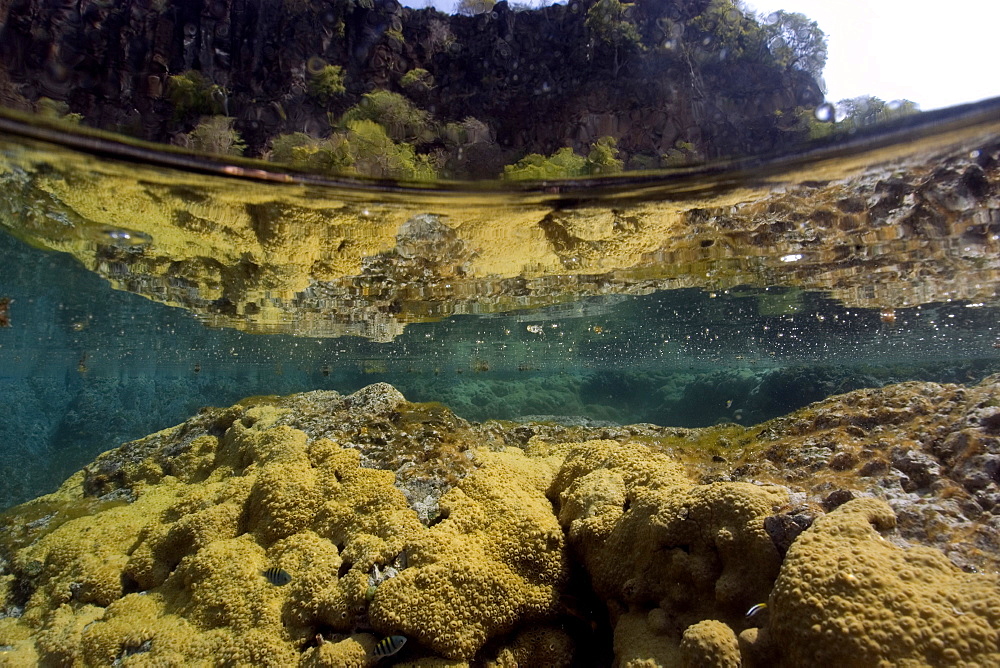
373 634 406 658
261 567 292 586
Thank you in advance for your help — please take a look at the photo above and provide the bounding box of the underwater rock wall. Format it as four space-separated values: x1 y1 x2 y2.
2 377 1000 665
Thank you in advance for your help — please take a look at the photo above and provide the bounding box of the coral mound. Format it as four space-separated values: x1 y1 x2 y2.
755 498 1000 667
0 385 565 665
550 439 786 664
2 379 1000 666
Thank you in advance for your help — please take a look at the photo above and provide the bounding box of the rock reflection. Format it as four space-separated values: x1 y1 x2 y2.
0 101 998 340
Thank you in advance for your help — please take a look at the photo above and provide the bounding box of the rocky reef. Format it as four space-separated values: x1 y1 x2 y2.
2 377 1000 665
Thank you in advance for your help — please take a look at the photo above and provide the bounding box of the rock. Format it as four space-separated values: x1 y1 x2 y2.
0 0 821 161
820 488 855 511
890 448 941 491
764 513 814 556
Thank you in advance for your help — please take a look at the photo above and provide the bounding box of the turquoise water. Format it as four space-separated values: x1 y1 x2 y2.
2 213 999 508
2 101 1000 508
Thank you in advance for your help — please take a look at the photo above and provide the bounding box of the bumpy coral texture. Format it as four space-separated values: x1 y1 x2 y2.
679 619 741 668
552 440 786 616
550 439 786 666
485 626 574 667
0 389 566 665
369 447 566 660
764 498 1000 666
612 610 681 667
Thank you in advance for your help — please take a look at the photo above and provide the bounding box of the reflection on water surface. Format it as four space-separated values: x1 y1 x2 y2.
1 101 999 506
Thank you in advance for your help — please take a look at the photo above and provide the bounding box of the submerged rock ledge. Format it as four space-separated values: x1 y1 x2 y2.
1 378 999 666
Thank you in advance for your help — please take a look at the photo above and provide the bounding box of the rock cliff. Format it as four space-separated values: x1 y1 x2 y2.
0 0 823 165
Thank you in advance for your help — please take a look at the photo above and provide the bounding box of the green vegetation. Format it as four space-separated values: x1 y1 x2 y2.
585 136 625 175
166 71 227 119
268 89 440 179
386 28 406 46
400 68 435 96
835 96 920 127
306 64 346 106
279 132 354 173
793 96 921 140
35 97 83 124
267 119 435 180
502 137 624 180
661 139 701 167
689 0 770 62
585 0 644 75
345 119 437 180
503 147 585 180
687 1 828 86
184 116 246 156
339 90 434 144
763 10 827 81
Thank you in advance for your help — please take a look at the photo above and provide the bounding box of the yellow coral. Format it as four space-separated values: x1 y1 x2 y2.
79 592 209 666
764 498 1000 666
613 610 681 667
15 487 181 619
299 635 371 668
269 530 346 636
0 394 568 665
8 387 1000 668
246 459 324 544
369 448 566 660
552 440 785 614
486 625 574 667
679 619 741 668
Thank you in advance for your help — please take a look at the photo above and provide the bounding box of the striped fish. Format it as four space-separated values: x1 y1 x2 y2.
261 567 292 586
373 634 407 658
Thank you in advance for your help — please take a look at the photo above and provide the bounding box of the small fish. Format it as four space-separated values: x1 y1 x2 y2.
725 399 733 409
261 567 292 586
0 297 11 328
373 635 406 658
745 602 768 618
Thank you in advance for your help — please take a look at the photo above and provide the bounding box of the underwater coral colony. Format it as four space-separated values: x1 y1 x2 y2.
1 381 999 665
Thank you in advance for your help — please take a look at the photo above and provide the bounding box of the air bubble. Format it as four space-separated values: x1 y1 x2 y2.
814 103 835 123
307 56 326 75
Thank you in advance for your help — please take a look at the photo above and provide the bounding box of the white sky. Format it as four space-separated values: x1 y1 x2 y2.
746 0 1000 110
410 0 1000 111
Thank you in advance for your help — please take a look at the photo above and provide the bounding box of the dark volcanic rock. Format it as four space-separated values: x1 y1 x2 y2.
0 0 821 161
